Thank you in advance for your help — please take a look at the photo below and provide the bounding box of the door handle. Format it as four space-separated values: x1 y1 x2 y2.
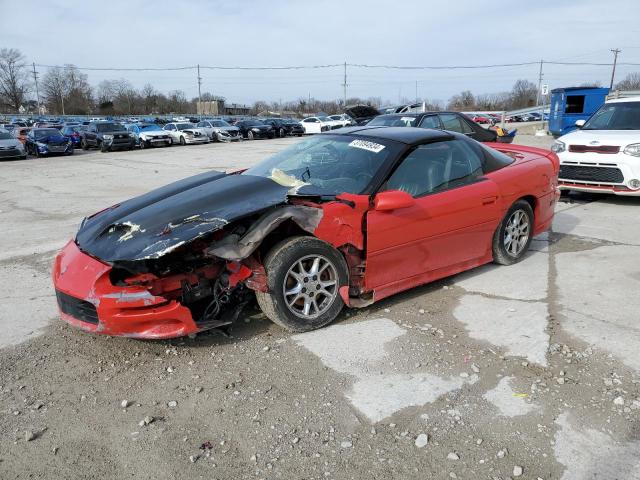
482 196 497 205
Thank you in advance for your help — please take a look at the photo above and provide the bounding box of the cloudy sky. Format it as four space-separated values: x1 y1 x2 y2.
3 0 640 105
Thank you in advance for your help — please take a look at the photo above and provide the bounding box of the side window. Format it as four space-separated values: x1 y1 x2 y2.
439 114 464 133
458 117 475 134
418 115 441 129
384 140 484 198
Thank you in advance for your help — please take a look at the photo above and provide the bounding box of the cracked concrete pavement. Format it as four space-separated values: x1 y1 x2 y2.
1 135 639 479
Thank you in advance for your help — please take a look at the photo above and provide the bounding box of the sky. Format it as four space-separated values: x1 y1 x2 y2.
2 0 640 106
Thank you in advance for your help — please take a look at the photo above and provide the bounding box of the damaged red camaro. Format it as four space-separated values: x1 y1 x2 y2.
53 126 560 339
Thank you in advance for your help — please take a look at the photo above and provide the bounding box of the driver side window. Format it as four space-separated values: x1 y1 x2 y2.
384 140 483 198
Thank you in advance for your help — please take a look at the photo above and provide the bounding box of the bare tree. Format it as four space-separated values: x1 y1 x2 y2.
41 64 93 114
510 79 537 109
0 48 30 112
615 73 640 91
447 90 476 111
41 66 67 114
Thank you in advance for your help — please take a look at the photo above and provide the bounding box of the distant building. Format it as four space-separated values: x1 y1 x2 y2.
196 99 250 116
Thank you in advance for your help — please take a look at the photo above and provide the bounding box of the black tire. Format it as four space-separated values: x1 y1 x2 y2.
247 131 254 140
139 139 146 149
492 200 534 266
256 236 348 333
297 134 302 137
81 138 88 150
279 128 285 138
179 136 186 146
66 148 73 156
100 141 109 153
20 155 27 160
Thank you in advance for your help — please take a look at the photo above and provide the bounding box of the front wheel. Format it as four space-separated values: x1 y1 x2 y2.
247 131 254 140
179 136 186 146
81 139 88 150
279 128 286 138
492 200 534 265
256 236 348 333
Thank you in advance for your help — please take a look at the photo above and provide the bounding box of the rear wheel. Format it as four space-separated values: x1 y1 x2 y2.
492 200 534 265
81 138 88 150
139 139 146 149
256 236 348 332
279 128 286 138
179 136 186 146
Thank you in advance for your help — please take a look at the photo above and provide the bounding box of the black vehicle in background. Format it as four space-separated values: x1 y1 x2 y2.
282 119 304 136
367 112 498 143
232 119 274 140
80 122 136 152
261 118 304 137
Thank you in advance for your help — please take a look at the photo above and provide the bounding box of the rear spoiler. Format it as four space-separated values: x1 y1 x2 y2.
486 142 560 173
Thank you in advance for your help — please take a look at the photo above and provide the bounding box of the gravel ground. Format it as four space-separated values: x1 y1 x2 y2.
1 134 639 480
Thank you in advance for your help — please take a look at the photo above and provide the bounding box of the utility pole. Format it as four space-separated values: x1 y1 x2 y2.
535 59 544 131
32 62 40 115
197 64 202 117
342 62 348 106
610 48 621 90
415 80 418 105
535 59 544 107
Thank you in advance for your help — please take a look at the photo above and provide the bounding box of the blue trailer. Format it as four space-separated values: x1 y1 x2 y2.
548 87 609 137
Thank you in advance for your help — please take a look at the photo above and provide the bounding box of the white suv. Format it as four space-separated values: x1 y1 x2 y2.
552 97 640 196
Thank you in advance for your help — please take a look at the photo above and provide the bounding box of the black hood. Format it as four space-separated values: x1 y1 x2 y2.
76 171 290 263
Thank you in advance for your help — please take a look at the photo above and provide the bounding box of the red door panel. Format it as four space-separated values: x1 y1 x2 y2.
365 179 501 290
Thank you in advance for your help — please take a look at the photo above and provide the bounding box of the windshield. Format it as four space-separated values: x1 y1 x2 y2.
242 120 263 127
583 102 640 130
368 115 418 127
35 129 62 139
318 116 332 122
96 123 122 132
0 131 12 140
141 124 162 132
176 123 194 130
243 135 396 196
212 120 230 127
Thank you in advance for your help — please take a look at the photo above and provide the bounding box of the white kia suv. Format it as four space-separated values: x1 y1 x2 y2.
552 96 640 196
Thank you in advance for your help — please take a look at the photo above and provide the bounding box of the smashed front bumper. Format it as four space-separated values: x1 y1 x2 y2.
52 241 201 339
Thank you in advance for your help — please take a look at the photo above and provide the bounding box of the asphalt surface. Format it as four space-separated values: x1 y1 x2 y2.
1 135 639 479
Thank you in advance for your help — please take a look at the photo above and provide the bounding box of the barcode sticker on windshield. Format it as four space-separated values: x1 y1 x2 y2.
348 139 386 153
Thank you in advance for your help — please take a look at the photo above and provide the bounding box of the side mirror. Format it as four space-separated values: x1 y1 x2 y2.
374 190 415 211
575 119 586 128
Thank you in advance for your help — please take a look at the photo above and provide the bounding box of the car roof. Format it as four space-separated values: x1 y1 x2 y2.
332 126 453 145
606 96 640 104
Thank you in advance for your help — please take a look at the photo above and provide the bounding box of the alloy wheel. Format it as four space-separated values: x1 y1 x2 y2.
503 209 530 256
282 255 338 319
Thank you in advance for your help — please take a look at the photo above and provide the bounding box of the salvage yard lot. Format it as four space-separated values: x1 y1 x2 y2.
1 136 640 479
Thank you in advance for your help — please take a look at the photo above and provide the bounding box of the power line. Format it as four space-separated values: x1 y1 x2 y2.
32 60 640 72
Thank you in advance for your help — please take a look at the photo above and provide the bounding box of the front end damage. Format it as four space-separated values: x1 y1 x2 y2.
52 170 370 339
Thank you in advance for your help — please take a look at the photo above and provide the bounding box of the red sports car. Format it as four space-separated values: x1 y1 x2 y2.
52 127 560 339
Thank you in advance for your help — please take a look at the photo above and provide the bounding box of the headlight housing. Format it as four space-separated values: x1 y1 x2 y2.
129 133 136 138
36 141 47 147
102 134 114 140
551 140 566 153
623 143 640 157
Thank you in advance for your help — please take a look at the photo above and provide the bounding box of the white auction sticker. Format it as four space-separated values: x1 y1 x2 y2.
348 139 386 153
